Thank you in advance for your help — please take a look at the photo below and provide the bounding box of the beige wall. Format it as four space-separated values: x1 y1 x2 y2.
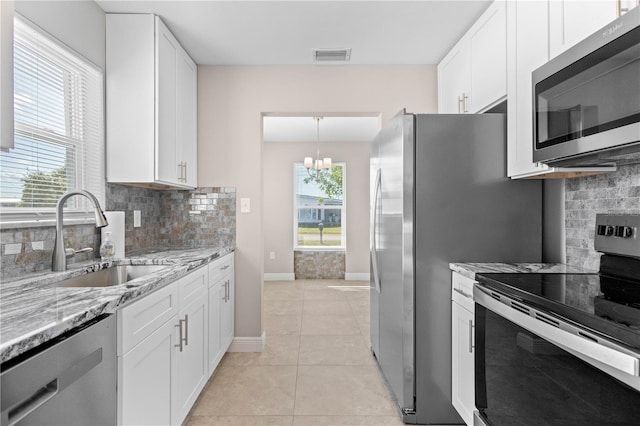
198 65 437 339
263 141 370 277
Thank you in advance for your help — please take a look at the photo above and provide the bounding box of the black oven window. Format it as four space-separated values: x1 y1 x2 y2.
475 306 640 425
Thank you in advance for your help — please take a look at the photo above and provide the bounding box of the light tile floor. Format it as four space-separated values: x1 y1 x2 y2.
185 280 404 426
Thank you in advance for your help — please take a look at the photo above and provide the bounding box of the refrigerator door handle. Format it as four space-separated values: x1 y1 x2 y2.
371 168 382 293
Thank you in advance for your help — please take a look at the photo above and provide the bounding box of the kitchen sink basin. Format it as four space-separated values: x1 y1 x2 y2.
56 265 168 288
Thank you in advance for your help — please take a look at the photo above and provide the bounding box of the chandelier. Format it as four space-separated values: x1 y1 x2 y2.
304 116 332 179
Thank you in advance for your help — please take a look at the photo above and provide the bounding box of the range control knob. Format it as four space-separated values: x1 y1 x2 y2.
605 225 615 236
614 226 634 238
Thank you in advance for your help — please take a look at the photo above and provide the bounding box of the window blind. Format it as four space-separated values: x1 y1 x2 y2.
0 15 104 217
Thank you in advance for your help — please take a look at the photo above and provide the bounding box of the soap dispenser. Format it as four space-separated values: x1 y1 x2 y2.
100 231 115 261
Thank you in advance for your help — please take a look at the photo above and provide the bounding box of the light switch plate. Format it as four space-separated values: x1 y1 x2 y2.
240 198 251 213
133 210 141 228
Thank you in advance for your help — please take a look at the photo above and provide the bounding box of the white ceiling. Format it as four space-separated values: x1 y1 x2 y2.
263 115 381 142
96 0 492 65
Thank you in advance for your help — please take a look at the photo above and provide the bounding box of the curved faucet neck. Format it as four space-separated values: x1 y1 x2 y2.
52 190 108 272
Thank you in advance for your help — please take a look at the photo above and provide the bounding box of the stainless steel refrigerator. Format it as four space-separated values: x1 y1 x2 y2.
370 110 542 424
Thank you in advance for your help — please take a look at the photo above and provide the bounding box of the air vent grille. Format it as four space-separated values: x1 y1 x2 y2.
313 48 352 62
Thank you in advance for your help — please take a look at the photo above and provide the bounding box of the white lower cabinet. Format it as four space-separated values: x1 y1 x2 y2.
208 253 235 376
451 272 476 426
118 318 177 426
117 265 208 426
175 267 208 424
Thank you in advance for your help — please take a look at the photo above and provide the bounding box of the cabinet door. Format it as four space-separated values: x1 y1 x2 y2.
119 318 177 426
155 16 179 185
221 274 235 351
438 42 471 113
208 280 223 376
177 48 197 187
469 0 506 112
506 0 552 178
0 0 13 151
452 300 475 426
175 296 208 425
549 0 618 59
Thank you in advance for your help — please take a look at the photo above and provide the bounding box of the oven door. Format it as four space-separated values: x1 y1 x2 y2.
473 284 640 426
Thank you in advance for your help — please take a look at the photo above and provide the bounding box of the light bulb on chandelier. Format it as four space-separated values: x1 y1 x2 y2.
304 117 332 178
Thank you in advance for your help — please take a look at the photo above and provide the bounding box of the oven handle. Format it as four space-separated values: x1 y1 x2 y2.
474 284 640 377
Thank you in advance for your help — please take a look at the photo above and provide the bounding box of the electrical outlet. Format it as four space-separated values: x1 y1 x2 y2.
269 251 276 260
32 241 44 250
240 198 251 213
4 243 22 255
133 210 141 228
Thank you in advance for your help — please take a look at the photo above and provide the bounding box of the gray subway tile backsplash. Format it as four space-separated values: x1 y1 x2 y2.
1 184 236 280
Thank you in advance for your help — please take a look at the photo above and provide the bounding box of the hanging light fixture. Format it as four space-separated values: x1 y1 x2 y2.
304 116 332 179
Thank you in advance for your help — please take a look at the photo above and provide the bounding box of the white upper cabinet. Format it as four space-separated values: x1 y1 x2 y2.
506 0 619 179
106 14 197 189
468 0 507 113
438 43 471 113
549 0 618 59
438 0 506 114
0 0 13 152
506 0 553 178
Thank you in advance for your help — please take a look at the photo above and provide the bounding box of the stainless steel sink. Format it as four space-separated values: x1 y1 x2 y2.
56 265 168 288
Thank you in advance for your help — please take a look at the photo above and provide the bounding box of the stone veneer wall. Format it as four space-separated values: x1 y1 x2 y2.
565 163 640 271
0 185 236 280
294 250 345 279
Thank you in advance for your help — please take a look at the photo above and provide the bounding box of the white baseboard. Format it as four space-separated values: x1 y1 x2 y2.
345 273 370 281
264 273 295 281
228 331 266 352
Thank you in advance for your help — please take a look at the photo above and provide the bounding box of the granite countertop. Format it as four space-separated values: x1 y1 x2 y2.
449 262 593 281
0 247 234 364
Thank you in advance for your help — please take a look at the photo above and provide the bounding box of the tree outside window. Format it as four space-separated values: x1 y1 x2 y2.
294 163 345 249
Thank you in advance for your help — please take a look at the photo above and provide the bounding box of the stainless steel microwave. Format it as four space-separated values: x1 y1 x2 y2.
532 7 640 167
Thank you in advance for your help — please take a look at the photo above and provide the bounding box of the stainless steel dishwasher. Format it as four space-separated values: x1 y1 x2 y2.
1 315 116 426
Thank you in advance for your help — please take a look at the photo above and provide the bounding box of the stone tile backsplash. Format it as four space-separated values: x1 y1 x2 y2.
1 184 236 280
565 163 640 270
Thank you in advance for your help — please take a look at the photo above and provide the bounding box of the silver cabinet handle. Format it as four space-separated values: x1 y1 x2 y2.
468 320 474 353
220 265 230 271
461 93 469 113
175 316 187 351
177 161 187 182
457 96 464 113
617 0 638 16
184 314 189 346
453 287 473 299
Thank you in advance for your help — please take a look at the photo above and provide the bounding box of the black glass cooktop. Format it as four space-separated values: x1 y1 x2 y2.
476 272 640 350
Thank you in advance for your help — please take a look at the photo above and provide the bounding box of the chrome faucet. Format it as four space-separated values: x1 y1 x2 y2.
52 190 109 271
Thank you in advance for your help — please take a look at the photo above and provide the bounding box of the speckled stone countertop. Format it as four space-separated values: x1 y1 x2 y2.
449 262 592 281
0 247 234 364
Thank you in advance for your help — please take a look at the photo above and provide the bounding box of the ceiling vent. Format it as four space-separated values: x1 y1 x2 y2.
312 48 352 63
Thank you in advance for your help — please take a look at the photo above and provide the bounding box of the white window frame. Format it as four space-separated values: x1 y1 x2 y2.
293 162 346 251
0 15 105 229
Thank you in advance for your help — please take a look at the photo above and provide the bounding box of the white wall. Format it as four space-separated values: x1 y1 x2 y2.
263 140 370 278
198 65 437 340
15 0 105 70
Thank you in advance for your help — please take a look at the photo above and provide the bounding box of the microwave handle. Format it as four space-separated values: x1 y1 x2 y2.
474 285 640 377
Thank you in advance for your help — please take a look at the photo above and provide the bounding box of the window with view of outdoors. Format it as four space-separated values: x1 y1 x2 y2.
0 16 104 217
294 162 345 249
